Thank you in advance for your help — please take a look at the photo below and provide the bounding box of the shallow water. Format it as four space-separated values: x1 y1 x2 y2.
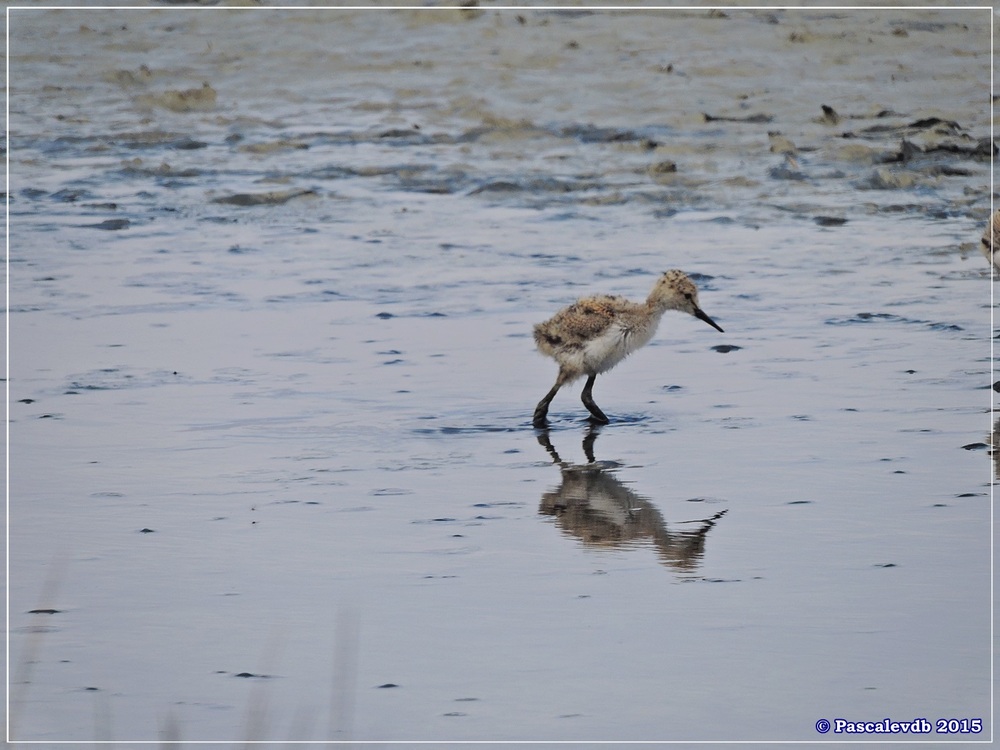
7 6 994 744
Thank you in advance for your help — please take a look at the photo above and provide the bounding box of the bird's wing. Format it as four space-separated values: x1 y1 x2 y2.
543 296 625 347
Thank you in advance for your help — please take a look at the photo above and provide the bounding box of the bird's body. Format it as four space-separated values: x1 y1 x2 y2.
534 295 664 379
981 209 1000 271
532 270 723 427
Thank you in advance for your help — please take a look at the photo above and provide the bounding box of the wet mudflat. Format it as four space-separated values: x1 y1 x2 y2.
7 6 994 744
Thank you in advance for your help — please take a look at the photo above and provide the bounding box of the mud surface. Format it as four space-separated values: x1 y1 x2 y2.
8 6 993 743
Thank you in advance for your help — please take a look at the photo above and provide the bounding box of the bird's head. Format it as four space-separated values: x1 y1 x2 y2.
649 270 724 332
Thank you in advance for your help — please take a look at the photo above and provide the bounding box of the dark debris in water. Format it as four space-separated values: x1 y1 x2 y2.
826 312 962 332
846 116 962 139
558 123 658 146
711 344 742 353
960 442 989 451
66 367 183 391
413 424 522 435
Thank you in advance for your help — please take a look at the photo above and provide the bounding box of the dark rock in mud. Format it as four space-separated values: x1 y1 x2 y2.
703 112 773 124
818 104 840 125
648 161 678 182
559 124 649 144
211 189 316 206
769 165 807 181
855 168 922 190
470 176 599 196
170 138 208 150
52 188 93 202
814 216 848 226
80 218 131 230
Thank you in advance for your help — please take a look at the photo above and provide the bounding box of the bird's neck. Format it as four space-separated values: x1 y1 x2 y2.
644 296 673 315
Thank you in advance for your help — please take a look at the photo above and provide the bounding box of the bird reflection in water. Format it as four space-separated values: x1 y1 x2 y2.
537 426 727 573
992 416 1000 481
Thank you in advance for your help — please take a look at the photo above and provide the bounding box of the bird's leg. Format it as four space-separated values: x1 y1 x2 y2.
533 372 567 428
581 374 609 424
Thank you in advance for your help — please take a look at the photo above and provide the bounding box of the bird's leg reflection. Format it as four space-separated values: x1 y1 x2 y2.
537 428 726 573
992 416 1000 481
581 423 600 464
536 428 566 467
537 423 603 467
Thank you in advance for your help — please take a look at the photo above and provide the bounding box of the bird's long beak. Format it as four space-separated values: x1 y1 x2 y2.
694 306 724 333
